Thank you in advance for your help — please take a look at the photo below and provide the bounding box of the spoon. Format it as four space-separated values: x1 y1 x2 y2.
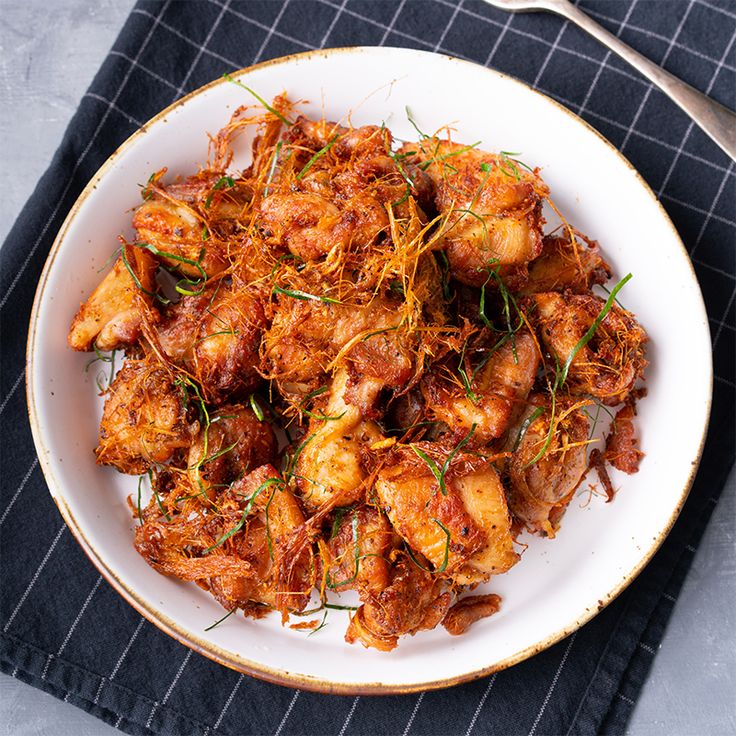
483 0 736 161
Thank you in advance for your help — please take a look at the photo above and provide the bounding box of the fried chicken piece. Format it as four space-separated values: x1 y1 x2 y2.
132 175 229 278
422 330 540 444
399 139 549 287
155 288 214 365
521 233 611 295
187 404 277 497
442 593 502 636
345 555 451 651
375 446 518 584
296 368 383 511
96 358 196 474
192 281 266 402
255 117 431 262
528 292 648 405
209 465 312 613
263 293 414 406
604 398 644 473
68 245 157 352
288 116 430 211
257 192 351 260
326 505 398 594
505 395 590 536
135 465 312 614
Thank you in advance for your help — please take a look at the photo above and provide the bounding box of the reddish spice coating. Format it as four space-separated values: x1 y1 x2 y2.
605 400 644 474
69 99 648 651
443 593 502 636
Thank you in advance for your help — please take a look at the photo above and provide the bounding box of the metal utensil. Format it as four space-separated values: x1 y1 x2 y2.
483 0 736 161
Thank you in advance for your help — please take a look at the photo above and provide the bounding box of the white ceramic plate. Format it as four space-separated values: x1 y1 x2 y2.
27 47 712 693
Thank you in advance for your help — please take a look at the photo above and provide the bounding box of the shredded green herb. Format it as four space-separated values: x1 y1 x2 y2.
136 474 145 524
204 608 236 632
296 134 339 181
411 423 477 495
301 408 346 422
249 393 265 422
222 73 292 126
405 105 429 140
132 241 208 297
264 140 283 197
307 609 329 636
513 407 545 451
205 176 235 209
150 469 171 521
524 273 632 468
360 325 400 342
195 329 239 345
405 518 451 573
205 477 285 553
561 273 632 387
272 284 342 304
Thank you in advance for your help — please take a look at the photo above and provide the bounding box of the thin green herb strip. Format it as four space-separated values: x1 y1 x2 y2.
411 423 477 495
296 135 339 181
557 273 633 388
205 176 235 209
264 140 283 197
513 407 545 452
205 477 285 553
223 73 292 126
405 518 451 573
405 106 429 140
204 608 236 631
249 394 265 422
272 285 342 304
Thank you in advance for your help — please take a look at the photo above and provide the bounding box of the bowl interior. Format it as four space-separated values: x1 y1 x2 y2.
28 47 711 692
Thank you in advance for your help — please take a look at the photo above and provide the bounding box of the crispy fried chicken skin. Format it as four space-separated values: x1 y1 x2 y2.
399 139 549 288
70 99 648 649
96 358 196 474
528 292 648 405
443 593 502 636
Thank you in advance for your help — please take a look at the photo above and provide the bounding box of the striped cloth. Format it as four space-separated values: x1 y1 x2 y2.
1 1 733 734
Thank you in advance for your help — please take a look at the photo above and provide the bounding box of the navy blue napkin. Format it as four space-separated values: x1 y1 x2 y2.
1 1 734 734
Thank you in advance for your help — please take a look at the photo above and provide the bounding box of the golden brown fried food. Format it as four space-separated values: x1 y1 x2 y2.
345 555 451 651
295 368 383 511
521 232 611 295
263 293 415 406
135 464 312 615
505 395 591 536
400 139 549 287
186 404 277 497
442 593 502 636
376 446 518 583
529 291 647 405
192 281 266 402
132 176 229 278
70 100 649 650
69 245 157 352
326 505 398 594
604 397 644 474
422 330 539 444
96 358 196 474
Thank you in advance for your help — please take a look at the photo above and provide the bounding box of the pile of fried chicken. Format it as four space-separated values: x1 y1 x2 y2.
68 96 647 651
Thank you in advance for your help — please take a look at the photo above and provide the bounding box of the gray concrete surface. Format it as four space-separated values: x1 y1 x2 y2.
1 2 734 734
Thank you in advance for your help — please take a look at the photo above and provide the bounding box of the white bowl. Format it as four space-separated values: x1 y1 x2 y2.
27 47 712 694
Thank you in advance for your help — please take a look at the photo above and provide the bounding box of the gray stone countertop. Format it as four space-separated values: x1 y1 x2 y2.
1 2 734 734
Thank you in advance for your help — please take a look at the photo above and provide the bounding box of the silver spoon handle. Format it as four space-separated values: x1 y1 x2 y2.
546 0 736 160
